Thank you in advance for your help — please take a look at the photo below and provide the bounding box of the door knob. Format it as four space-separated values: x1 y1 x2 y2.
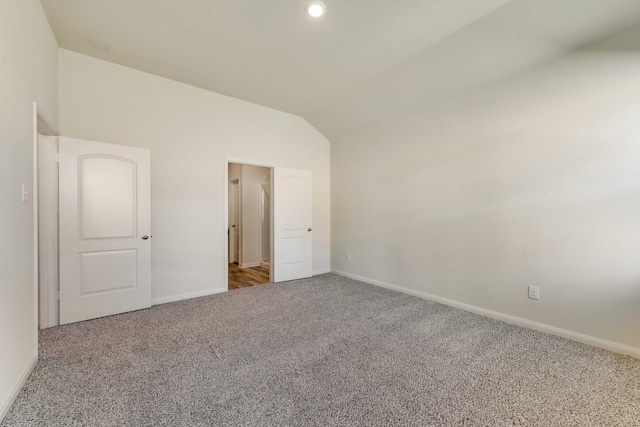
142 235 149 240
308 228 312 232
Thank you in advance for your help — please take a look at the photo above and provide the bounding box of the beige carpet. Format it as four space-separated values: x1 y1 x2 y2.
3 274 639 426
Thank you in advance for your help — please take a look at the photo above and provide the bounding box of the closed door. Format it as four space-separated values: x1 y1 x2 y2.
59 137 151 325
274 168 312 282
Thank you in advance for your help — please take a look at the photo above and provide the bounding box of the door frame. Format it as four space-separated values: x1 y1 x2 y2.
37 133 59 329
224 158 274 291
228 178 240 264
259 180 271 268
33 103 59 330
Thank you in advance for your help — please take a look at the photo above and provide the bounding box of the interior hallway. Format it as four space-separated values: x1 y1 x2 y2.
228 263 270 290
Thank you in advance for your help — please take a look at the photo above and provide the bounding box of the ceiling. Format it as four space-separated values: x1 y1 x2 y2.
41 0 640 138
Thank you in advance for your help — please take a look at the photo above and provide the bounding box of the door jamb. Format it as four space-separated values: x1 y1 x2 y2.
224 158 274 291
259 180 271 269
33 103 59 332
229 179 240 265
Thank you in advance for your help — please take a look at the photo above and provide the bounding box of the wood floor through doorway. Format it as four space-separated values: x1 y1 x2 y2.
228 263 270 290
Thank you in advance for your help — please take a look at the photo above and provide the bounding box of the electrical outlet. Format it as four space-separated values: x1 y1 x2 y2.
528 285 540 300
345 254 351 262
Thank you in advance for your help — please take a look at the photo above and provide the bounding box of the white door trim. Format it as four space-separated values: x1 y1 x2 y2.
33 102 59 331
224 158 274 291
259 180 271 268
229 179 240 264
37 134 59 328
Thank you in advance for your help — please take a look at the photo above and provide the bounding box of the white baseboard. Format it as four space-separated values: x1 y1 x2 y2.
152 288 226 306
313 268 332 276
260 261 270 269
332 269 640 359
240 262 261 268
0 353 37 423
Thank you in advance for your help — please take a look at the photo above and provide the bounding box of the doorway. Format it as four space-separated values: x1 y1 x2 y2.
225 160 313 290
227 162 272 290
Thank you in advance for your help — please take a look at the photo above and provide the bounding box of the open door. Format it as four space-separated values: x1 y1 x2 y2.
273 167 312 282
59 137 151 324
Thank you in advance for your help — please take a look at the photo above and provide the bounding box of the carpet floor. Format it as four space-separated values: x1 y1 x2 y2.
3 274 639 426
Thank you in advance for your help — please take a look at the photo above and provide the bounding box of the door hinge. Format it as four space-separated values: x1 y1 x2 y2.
57 291 60 300
56 153 60 162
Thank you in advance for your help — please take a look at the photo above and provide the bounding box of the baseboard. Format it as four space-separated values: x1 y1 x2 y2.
313 268 332 276
239 262 261 268
0 353 37 423
152 288 226 306
332 269 640 359
260 261 270 269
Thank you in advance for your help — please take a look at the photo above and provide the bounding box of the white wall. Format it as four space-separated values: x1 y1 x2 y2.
241 165 270 267
332 40 640 352
58 49 331 304
0 0 58 420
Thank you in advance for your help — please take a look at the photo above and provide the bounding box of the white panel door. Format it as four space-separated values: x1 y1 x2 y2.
59 137 151 325
274 168 312 282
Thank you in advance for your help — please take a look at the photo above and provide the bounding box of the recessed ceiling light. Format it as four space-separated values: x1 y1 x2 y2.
307 1 326 18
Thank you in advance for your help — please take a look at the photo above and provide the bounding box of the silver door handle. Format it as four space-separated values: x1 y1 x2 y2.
142 235 149 240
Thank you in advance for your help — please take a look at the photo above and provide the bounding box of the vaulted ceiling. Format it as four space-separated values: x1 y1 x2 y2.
41 0 640 138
